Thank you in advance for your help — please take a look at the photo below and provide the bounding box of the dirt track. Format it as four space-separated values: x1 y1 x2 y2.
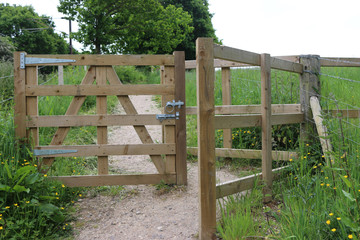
72 95 237 239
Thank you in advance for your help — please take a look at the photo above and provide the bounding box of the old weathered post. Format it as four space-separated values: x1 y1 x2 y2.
261 53 272 203
197 38 216 239
299 55 321 142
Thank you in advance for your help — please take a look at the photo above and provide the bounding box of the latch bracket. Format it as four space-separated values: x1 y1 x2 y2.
156 112 180 122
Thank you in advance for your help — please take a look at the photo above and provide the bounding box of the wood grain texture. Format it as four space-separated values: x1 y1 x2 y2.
310 96 333 165
186 104 302 115
174 51 187 185
261 53 273 202
197 38 216 240
187 147 298 161
25 54 175 66
221 67 232 149
14 52 27 139
25 66 39 146
53 174 176 187
26 84 175 96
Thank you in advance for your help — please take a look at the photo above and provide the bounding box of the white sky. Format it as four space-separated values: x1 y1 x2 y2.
1 0 360 57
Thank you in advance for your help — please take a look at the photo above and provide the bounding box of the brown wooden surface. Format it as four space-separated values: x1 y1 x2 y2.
186 104 302 115
261 53 273 202
53 174 176 187
106 67 166 174
25 66 39 146
26 84 175 96
26 115 175 127
216 166 286 199
25 54 175 66
14 52 27 139
187 147 298 160
96 67 108 175
197 38 216 240
174 51 187 185
42 67 96 168
299 55 321 143
162 66 176 175
310 96 333 165
35 144 175 157
221 67 232 149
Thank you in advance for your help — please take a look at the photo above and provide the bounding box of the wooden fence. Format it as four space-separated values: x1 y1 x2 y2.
194 38 360 239
14 51 187 187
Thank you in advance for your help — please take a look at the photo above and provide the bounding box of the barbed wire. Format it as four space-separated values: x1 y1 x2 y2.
320 73 360 84
0 97 14 104
0 75 13 79
319 57 360 66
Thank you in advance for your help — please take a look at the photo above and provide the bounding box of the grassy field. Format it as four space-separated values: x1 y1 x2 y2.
0 62 359 239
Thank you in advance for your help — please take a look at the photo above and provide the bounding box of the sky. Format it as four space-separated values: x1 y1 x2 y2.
1 0 360 57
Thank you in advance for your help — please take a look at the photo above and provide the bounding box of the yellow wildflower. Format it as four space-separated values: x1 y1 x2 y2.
337 217 341 221
331 228 336 232
326 220 331 225
329 213 334 216
348 234 353 239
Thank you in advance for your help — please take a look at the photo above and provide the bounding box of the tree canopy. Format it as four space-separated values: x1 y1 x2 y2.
0 3 70 54
160 0 221 59
0 36 15 61
58 0 193 54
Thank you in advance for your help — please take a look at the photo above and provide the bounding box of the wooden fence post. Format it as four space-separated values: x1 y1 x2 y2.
222 67 232 149
14 52 27 141
197 38 216 240
174 51 187 185
261 53 272 203
299 55 321 142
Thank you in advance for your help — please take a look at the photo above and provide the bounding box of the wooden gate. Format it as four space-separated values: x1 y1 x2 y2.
13 52 187 187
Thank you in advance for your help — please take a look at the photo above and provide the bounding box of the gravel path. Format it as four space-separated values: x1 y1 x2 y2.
72 95 238 240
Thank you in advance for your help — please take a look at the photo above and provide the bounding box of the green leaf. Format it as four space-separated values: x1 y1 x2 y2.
0 184 11 192
340 175 352 188
329 168 345 171
25 173 41 185
13 185 30 193
4 162 12 179
341 216 360 232
342 190 355 202
14 165 34 180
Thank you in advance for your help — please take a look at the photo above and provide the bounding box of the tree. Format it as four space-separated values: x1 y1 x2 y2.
0 3 70 54
160 0 221 60
58 0 193 54
0 36 15 61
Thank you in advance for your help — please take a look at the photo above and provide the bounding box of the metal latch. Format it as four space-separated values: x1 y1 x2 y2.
156 112 179 122
33 149 78 156
20 53 76 69
165 100 184 113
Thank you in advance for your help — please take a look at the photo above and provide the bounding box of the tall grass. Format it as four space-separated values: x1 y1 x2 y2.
214 66 360 239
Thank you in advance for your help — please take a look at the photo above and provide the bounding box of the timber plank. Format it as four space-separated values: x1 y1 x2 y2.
53 174 176 187
26 84 175 96
26 115 175 127
35 144 175 157
187 147 298 160
14 52 27 139
174 51 187 185
26 66 39 146
221 67 232 149
25 54 175 66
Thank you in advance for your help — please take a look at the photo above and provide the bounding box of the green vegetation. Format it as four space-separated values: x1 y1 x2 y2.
58 0 193 54
0 4 70 54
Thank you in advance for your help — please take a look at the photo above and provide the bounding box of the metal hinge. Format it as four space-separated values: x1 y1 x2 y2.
33 149 78 156
156 112 179 122
20 53 76 69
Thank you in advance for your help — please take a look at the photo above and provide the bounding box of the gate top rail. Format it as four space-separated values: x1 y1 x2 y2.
23 54 175 67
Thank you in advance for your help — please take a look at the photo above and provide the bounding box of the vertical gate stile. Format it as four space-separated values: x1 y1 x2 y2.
96 66 109 175
174 51 187 185
221 67 232 149
26 66 39 150
14 52 27 141
162 66 176 174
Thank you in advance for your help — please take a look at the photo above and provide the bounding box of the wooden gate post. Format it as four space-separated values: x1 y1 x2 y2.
14 52 27 141
299 55 321 142
222 67 232 149
261 53 272 203
197 38 216 240
174 51 187 185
